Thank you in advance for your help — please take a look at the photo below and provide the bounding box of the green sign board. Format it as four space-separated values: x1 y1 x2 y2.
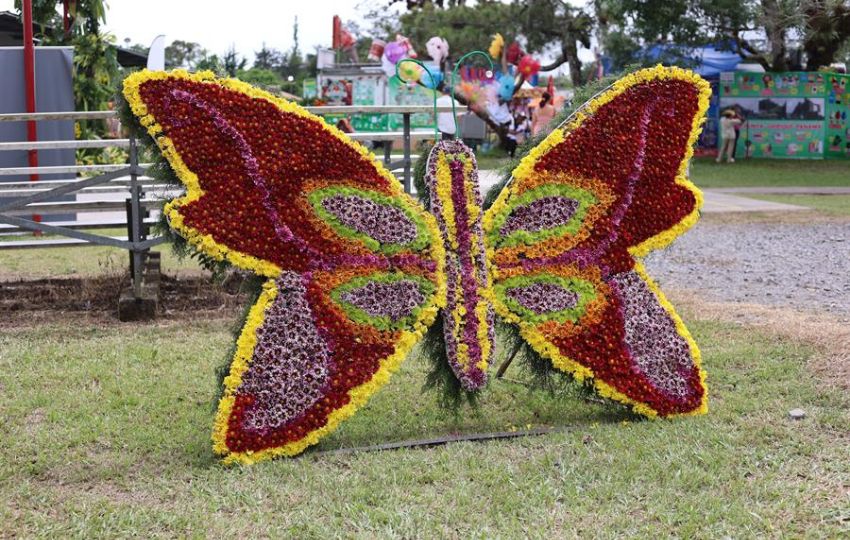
719 71 850 159
386 76 437 131
825 73 850 159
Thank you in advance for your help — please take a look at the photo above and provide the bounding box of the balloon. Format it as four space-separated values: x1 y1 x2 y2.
506 42 524 65
426 36 450 65
488 33 504 60
384 41 407 64
398 61 423 83
421 63 444 89
518 55 541 78
498 74 515 101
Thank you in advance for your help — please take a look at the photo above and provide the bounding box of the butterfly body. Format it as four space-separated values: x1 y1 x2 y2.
123 66 709 464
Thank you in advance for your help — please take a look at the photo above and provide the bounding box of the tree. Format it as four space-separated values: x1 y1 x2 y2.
15 0 119 140
236 68 283 87
284 16 303 78
223 46 247 77
165 40 208 69
802 0 850 70
515 0 593 86
598 0 850 72
254 42 283 71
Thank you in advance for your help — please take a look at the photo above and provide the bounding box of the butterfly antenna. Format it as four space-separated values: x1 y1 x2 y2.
395 58 440 142
450 51 495 140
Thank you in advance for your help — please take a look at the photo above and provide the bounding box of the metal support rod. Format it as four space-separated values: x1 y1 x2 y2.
0 214 139 249
0 167 130 212
402 112 412 193
495 341 523 379
383 140 392 167
128 135 144 299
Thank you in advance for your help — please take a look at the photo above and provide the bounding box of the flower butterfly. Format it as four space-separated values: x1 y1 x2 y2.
122 66 709 465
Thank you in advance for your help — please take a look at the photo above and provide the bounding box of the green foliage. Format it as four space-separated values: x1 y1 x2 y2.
420 315 480 411
598 0 850 72
223 46 248 77
412 142 435 207
235 68 283 87
164 40 209 69
15 0 119 149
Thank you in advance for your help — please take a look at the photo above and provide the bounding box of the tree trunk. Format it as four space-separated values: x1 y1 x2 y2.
564 37 584 87
761 0 789 71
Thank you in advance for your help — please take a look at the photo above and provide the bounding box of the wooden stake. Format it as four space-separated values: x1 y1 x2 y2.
495 341 522 379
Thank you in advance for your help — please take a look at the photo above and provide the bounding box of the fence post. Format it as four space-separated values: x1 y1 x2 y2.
128 134 144 299
402 112 412 193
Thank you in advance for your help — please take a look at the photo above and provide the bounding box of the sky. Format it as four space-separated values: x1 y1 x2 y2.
1 0 591 71
1 0 382 61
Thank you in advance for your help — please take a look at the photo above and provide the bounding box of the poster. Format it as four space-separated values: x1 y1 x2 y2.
320 78 352 105
351 77 386 131
825 74 850 158
736 120 824 159
386 76 438 130
720 71 828 98
302 79 317 100
719 71 850 160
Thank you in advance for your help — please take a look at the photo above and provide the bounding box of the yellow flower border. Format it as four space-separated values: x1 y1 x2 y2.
123 70 447 463
123 69 441 277
432 148 496 376
483 66 710 418
212 278 442 465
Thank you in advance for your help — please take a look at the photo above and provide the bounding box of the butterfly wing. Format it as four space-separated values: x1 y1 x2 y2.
484 67 709 417
123 70 445 463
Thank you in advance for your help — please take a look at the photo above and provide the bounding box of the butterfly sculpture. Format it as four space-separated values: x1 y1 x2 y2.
122 66 710 465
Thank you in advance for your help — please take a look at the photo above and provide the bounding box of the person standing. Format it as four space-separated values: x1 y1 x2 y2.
531 92 556 136
506 112 529 158
717 110 742 163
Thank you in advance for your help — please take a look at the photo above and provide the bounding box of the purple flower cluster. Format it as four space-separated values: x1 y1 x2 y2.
514 96 659 273
426 140 496 391
340 279 425 321
610 270 694 401
506 282 579 315
238 271 330 433
321 194 418 245
500 196 579 235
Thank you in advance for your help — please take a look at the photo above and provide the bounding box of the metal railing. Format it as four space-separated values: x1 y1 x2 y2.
0 105 463 298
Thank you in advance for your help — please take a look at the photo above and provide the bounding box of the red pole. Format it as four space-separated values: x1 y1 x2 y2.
63 0 70 37
23 0 39 182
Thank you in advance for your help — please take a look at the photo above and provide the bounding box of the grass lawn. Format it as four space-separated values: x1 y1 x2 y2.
466 149 850 192
742 194 850 217
690 158 850 188
1 311 848 537
0 243 202 279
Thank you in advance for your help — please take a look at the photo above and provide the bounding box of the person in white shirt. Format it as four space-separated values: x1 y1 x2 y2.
506 113 529 158
436 90 463 140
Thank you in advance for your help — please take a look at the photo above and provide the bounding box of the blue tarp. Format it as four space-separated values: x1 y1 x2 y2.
642 44 743 77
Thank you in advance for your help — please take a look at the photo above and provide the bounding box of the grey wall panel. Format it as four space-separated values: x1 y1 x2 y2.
0 46 75 182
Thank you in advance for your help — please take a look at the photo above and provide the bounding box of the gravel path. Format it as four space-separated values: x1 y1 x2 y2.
644 220 850 315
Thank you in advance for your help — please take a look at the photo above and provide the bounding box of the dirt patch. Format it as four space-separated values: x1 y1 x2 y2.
0 273 251 328
24 408 45 435
666 287 850 391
